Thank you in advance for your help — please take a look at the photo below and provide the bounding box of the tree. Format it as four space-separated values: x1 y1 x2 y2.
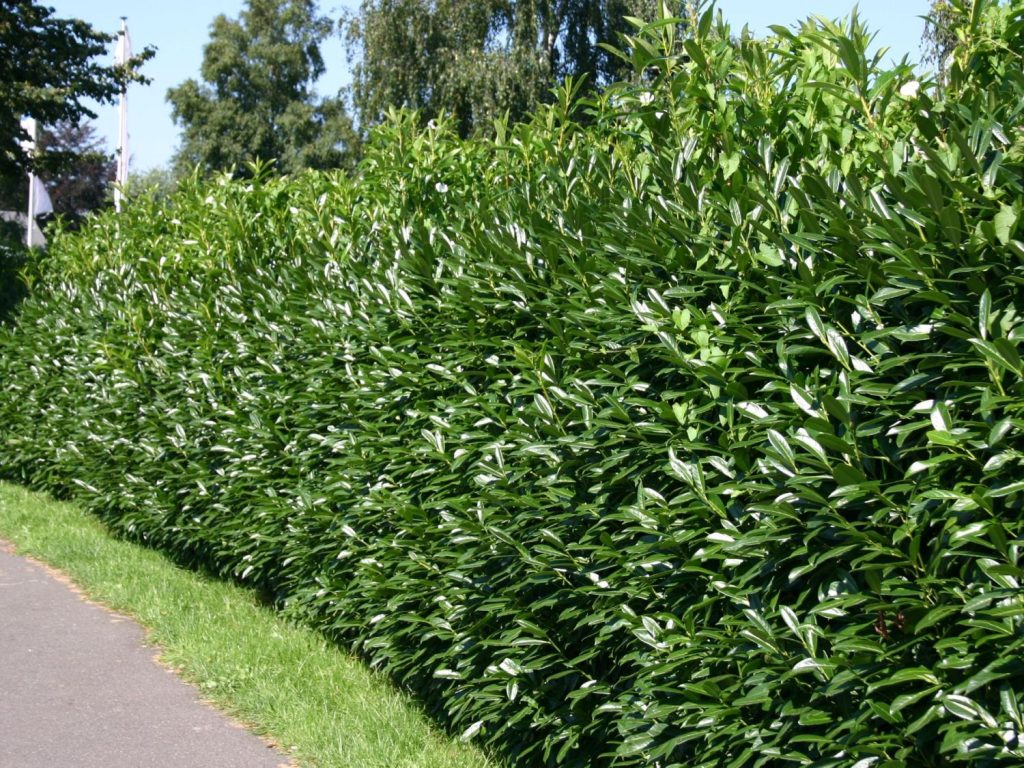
167 0 358 177
345 0 665 137
0 1 152 179
37 121 116 227
0 119 117 234
126 165 179 203
922 0 964 74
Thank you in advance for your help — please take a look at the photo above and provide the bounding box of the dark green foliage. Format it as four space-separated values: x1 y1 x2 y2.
167 0 358 176
0 239 31 323
2 2 1023 766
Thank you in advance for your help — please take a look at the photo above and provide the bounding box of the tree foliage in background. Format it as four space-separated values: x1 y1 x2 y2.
168 0 358 177
37 121 115 228
0 120 116 233
345 0 679 136
922 1 1016 79
0 0 152 179
126 165 180 204
922 0 971 74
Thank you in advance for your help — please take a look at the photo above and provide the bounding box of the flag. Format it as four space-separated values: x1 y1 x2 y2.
32 176 53 217
19 117 52 246
114 18 131 212
114 20 131 66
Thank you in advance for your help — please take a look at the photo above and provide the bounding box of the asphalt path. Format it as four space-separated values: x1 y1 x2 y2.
0 541 293 768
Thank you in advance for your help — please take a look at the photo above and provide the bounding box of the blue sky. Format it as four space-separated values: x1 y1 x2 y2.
44 0 933 173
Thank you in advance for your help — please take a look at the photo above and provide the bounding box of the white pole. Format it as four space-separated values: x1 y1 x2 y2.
24 118 37 248
115 17 130 213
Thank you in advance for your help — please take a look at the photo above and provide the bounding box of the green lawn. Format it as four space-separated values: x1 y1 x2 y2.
0 481 499 768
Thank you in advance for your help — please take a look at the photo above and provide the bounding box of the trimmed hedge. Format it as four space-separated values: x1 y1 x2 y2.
2 3 1023 766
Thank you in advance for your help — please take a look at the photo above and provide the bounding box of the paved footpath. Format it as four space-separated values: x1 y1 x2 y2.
0 541 292 768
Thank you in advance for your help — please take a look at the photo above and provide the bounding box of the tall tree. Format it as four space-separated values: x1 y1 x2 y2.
0 119 116 245
126 165 179 203
921 0 969 74
168 0 357 176
0 0 152 179
38 120 116 227
345 0 663 137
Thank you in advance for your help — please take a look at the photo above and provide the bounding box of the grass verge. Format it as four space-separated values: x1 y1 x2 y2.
0 481 498 768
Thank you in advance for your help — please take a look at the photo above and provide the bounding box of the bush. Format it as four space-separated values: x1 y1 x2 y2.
1 2 1022 765
0 235 34 324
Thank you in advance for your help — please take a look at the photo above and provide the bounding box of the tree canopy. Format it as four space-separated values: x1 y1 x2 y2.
922 0 969 73
38 121 116 227
167 0 358 176
345 0 666 137
0 0 151 179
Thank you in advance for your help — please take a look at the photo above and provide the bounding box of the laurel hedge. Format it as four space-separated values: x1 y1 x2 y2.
2 2 1023 766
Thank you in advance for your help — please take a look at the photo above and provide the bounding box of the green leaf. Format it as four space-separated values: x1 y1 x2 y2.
790 384 820 418
943 694 982 722
994 204 1019 245
756 245 783 267
616 732 654 757
721 152 740 180
825 327 851 369
987 418 1012 448
672 402 689 425
779 606 801 637
869 667 939 692
767 429 796 470
949 521 988 544
986 480 1024 498
1001 686 1024 730
979 289 991 339
971 0 992 33
805 306 827 344
914 605 961 633
930 401 952 432
970 337 1021 374
459 720 484 741
891 686 941 715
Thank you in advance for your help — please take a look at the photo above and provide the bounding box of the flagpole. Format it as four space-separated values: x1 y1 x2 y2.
25 118 37 248
115 17 129 213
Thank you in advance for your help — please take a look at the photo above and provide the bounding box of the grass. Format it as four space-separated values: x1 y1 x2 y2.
0 481 499 768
